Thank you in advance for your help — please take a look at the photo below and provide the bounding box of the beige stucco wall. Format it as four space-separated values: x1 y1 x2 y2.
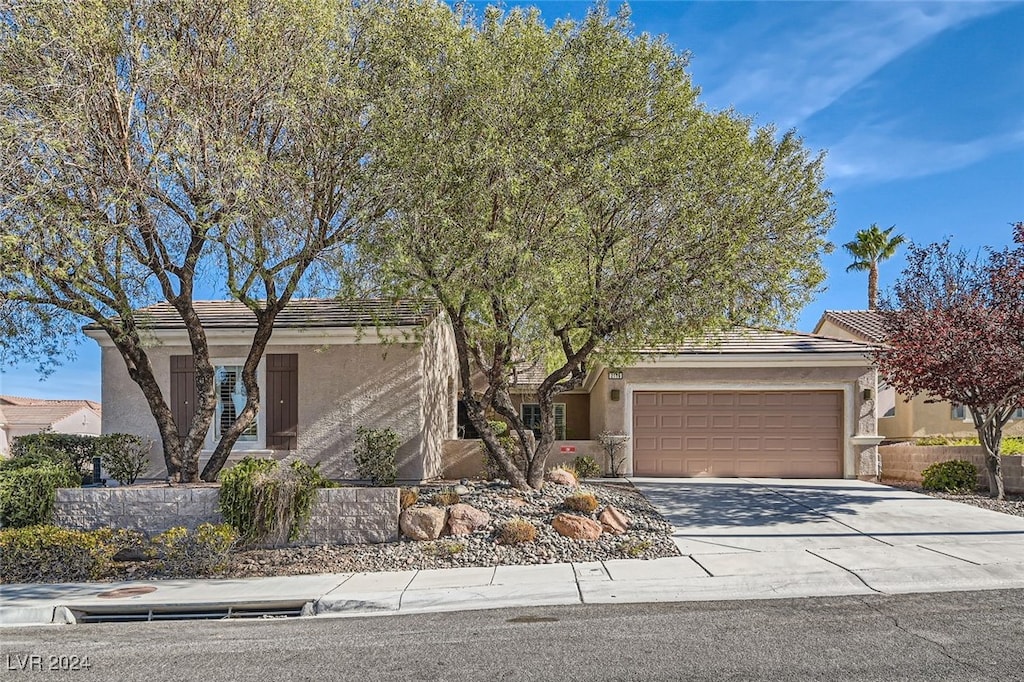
441 438 605 480
98 317 457 482
591 361 880 479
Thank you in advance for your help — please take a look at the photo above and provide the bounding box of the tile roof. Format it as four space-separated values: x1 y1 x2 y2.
0 404 100 428
636 327 878 355
814 310 887 343
0 396 101 411
85 299 440 331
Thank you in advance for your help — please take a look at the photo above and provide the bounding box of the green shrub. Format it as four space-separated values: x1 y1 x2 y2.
921 459 978 493
0 525 117 583
572 455 602 479
564 492 599 513
0 463 81 528
218 458 332 547
496 517 537 545
915 435 954 446
151 523 237 577
95 434 152 485
11 432 98 481
353 427 400 486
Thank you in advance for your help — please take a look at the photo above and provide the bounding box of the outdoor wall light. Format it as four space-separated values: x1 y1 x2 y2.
610 389 621 402
862 388 873 401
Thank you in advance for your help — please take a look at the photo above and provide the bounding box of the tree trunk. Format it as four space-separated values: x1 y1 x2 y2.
973 409 1006 501
200 318 275 481
868 263 879 309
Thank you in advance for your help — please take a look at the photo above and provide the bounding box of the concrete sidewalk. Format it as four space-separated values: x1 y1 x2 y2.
4 548 1024 627
5 479 1024 627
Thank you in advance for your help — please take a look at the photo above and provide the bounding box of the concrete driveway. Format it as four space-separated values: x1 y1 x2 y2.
630 478 1024 592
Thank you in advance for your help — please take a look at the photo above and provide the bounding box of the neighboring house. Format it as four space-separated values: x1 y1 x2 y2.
83 300 457 481
484 329 882 480
0 395 103 456
813 310 1024 441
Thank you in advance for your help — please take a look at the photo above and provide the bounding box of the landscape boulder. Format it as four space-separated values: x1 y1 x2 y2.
399 506 447 541
598 506 630 535
551 513 602 540
545 468 578 487
446 503 491 535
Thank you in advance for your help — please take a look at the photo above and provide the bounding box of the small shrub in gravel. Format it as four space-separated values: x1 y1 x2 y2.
572 456 602 479
400 488 419 509
496 517 538 545
152 523 237 577
564 492 599 513
922 459 978 493
431 488 461 506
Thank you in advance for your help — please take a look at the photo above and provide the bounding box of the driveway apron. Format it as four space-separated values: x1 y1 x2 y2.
630 478 1024 583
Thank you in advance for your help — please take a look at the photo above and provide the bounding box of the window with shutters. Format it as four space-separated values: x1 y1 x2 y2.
215 365 258 442
521 403 566 440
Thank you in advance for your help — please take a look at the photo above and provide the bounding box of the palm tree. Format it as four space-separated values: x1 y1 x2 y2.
844 224 905 309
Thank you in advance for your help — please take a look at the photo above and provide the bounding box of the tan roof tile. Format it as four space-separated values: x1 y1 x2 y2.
816 310 887 343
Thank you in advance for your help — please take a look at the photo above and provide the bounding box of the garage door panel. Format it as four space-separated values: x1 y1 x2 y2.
632 390 843 478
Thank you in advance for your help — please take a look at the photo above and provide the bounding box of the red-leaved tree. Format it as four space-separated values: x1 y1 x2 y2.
877 223 1024 499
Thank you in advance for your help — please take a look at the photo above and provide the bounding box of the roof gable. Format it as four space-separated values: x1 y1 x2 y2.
813 310 887 343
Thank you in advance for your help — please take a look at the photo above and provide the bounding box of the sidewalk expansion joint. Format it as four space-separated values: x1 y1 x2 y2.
915 544 981 566
805 549 883 594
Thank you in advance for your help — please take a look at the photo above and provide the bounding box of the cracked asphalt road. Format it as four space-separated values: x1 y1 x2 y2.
3 589 1022 681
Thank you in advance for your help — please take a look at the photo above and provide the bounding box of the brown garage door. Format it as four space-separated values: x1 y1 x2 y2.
632 390 843 477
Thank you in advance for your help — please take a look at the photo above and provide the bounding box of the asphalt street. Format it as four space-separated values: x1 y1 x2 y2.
3 589 1023 681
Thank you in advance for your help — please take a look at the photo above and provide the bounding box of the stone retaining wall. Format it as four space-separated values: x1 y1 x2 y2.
879 444 1024 493
53 486 399 547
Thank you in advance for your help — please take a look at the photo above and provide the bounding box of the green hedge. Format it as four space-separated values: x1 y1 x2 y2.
921 459 978 493
0 463 81 527
0 526 118 583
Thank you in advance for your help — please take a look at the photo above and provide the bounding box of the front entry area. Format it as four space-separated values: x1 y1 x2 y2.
631 390 844 477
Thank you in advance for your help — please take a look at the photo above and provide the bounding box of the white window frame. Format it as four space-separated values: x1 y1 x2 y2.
207 359 266 451
521 403 567 440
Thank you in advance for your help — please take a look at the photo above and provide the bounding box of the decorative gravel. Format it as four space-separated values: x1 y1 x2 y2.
222 480 680 578
883 480 1024 518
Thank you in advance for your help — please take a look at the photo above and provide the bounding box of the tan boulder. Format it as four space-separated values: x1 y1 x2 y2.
598 506 630 535
545 468 578 487
551 513 602 540
446 503 491 535
399 506 447 541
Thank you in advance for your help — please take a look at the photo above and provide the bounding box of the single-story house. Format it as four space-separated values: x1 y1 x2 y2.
0 396 103 456
813 310 1024 441
84 300 457 481
89 299 882 482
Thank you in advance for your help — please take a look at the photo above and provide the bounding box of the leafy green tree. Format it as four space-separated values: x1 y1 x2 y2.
0 0 385 482
844 223 905 309
359 3 834 488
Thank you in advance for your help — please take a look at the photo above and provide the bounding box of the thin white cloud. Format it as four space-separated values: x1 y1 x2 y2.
826 124 1024 185
702 1 1004 129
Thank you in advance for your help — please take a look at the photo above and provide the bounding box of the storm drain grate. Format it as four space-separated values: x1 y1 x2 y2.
73 603 308 624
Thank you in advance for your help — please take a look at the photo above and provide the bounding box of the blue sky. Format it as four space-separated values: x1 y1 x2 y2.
2 0 1022 402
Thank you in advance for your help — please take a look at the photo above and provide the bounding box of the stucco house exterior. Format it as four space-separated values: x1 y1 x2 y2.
0 396 103 456
83 300 457 481
814 310 1024 441
89 299 881 482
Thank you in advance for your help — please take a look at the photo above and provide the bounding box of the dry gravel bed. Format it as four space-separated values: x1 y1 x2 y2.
882 479 1024 518
222 480 680 578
